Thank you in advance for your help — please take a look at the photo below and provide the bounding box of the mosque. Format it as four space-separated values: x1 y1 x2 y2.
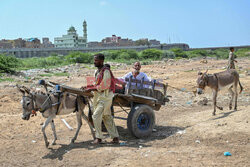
54 20 87 48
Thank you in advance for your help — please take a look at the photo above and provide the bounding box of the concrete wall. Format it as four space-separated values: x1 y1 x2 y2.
0 43 189 58
1 44 249 58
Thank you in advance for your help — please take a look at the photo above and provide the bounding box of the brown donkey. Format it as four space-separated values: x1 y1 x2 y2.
196 69 243 115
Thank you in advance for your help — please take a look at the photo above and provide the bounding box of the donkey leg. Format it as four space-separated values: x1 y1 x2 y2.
81 112 96 140
50 120 57 145
212 90 218 115
78 97 95 140
71 112 82 143
234 83 238 111
42 116 53 147
228 86 234 110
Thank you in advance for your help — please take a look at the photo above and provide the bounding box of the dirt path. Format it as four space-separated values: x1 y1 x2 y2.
0 58 249 166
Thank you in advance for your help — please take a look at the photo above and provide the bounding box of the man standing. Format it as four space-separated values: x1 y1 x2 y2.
227 47 237 69
83 53 119 144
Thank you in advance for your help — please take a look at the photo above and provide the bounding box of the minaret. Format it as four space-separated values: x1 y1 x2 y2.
83 20 87 43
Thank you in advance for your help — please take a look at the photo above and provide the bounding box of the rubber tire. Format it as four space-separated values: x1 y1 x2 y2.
127 104 155 138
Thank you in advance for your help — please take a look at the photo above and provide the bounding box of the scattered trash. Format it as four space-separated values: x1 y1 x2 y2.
61 119 73 131
31 140 36 143
139 145 143 149
226 141 229 143
197 97 208 106
120 142 127 146
224 152 232 156
176 130 186 135
152 128 157 132
181 88 186 91
186 101 192 105
195 140 200 144
65 150 70 153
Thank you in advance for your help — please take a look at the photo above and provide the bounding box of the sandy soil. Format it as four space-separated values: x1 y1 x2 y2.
0 58 249 167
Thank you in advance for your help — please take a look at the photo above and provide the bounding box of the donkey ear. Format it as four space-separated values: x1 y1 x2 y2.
16 84 25 95
198 71 202 75
23 86 31 94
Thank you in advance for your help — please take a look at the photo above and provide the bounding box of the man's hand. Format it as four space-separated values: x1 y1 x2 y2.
83 89 92 93
81 86 87 90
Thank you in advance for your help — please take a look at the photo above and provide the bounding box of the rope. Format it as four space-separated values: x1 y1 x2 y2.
168 85 197 95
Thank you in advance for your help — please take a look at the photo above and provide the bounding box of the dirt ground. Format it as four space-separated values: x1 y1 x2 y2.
0 58 249 167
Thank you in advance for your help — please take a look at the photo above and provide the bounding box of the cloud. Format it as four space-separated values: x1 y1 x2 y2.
99 1 107 6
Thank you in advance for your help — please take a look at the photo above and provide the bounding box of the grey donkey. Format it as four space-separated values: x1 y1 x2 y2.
196 69 243 115
17 85 95 147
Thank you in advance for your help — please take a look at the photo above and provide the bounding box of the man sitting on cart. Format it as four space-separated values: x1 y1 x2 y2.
82 54 119 144
121 61 151 90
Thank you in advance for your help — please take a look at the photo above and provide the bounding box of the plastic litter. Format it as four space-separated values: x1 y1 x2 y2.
224 152 232 156
181 88 186 91
176 130 186 135
186 101 192 105
120 142 127 146
31 140 36 143
195 140 200 144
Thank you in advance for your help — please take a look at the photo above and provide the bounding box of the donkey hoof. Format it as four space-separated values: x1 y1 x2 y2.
219 107 223 110
71 139 75 144
229 106 232 110
45 142 49 148
52 141 56 145
212 112 216 116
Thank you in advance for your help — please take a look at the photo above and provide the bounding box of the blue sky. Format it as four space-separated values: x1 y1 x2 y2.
0 0 249 48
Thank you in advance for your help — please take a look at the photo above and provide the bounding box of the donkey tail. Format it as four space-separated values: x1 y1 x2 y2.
239 80 243 94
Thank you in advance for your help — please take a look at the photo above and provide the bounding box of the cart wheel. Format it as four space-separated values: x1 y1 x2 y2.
127 104 155 138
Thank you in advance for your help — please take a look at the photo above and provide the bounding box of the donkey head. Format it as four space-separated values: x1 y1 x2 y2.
17 85 34 120
196 70 208 94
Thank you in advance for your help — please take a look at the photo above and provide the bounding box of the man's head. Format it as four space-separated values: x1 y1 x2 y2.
94 53 105 68
133 61 141 73
230 47 234 52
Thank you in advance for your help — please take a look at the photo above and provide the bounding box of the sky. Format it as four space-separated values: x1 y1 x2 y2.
0 0 249 48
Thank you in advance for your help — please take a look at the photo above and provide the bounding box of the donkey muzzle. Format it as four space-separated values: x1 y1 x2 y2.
22 114 31 120
197 88 203 95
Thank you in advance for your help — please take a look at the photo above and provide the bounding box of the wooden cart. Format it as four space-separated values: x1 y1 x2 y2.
39 77 169 138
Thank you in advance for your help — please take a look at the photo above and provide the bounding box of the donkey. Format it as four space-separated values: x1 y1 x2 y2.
17 85 95 147
196 69 243 115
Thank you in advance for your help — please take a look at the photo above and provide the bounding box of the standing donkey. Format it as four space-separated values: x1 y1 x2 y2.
17 85 95 147
196 69 243 115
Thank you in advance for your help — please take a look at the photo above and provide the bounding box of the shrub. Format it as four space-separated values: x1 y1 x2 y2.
0 54 20 73
210 49 228 59
139 49 162 60
161 50 175 59
170 48 188 58
235 48 250 57
65 52 92 64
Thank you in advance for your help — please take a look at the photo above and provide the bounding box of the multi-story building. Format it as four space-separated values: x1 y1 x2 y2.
13 38 25 48
42 38 54 48
24 38 41 48
149 39 160 45
0 39 12 48
100 35 134 47
54 20 88 48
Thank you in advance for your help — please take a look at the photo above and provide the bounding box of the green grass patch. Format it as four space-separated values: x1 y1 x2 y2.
0 77 15 82
53 72 70 77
